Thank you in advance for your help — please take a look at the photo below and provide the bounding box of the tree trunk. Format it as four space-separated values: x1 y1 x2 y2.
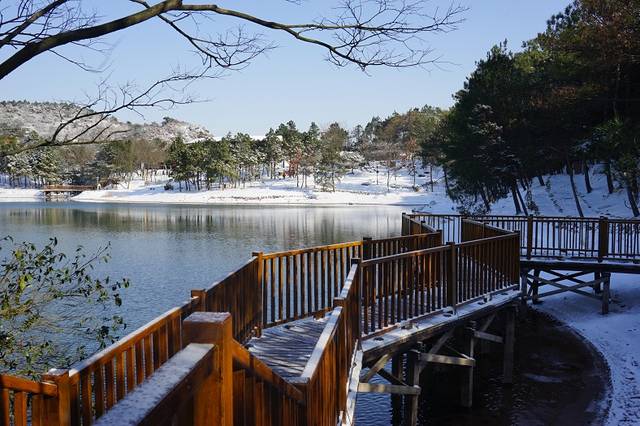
567 160 584 217
479 186 491 212
443 167 451 198
626 184 640 217
604 161 615 194
412 159 416 187
430 164 434 191
537 175 545 186
510 184 522 215
583 162 592 193
516 184 529 216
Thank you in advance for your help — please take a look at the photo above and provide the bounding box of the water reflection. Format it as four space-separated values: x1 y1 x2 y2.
0 202 405 329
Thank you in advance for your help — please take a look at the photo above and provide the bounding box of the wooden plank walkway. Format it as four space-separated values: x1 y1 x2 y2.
246 316 328 379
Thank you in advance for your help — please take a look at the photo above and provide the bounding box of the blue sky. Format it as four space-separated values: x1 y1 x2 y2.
0 1 567 136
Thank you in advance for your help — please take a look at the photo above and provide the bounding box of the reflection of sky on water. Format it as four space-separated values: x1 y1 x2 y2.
0 202 404 331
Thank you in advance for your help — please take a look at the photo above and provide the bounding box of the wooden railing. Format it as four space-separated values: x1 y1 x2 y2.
361 246 449 334
42 185 95 192
66 298 199 426
92 343 217 426
192 257 261 343
362 232 443 260
408 213 640 261
404 213 459 241
455 235 520 305
461 218 515 242
360 233 520 335
231 341 305 425
258 242 362 327
0 374 59 426
401 213 437 236
2 212 526 425
295 263 361 426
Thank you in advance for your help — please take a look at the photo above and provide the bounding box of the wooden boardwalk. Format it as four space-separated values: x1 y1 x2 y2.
3 213 638 426
246 317 328 379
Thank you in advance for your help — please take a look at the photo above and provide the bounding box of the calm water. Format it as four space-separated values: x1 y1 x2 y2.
0 202 405 329
0 202 607 425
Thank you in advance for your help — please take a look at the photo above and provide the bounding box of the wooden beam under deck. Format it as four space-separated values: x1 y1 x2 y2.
361 289 520 364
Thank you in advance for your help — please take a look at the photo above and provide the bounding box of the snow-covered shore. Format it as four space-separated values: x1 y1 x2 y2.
534 274 640 425
0 187 42 201
71 171 450 207
1 164 635 218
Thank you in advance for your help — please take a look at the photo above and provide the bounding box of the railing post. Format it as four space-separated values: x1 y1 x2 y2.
446 242 457 311
352 258 362 341
362 237 372 260
598 217 609 262
252 251 264 336
183 312 233 426
191 289 207 311
42 369 70 426
526 215 533 259
401 213 408 236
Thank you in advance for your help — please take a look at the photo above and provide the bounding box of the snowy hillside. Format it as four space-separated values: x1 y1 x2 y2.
0 101 213 143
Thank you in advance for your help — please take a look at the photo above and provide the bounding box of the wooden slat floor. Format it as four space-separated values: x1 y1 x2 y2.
246 316 328 379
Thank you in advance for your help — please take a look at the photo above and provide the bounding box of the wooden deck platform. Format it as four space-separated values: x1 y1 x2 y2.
361 288 520 363
244 286 520 384
521 256 640 273
246 316 328 379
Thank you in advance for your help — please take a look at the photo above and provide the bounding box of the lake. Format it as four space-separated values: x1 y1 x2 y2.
0 202 406 329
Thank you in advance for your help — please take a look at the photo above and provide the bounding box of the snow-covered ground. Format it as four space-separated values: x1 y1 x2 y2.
72 165 453 206
1 163 634 217
0 187 42 201
534 274 640 425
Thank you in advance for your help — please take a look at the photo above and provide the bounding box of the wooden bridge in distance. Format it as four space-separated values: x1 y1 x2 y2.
2 212 639 426
41 185 95 201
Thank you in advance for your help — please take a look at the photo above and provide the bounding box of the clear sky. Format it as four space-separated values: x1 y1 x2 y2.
0 1 568 136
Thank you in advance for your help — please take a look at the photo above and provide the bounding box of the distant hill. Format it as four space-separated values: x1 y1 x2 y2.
0 101 213 144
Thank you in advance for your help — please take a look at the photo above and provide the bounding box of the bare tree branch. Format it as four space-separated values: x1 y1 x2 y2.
0 0 467 152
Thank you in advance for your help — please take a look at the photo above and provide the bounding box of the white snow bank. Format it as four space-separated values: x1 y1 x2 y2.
0 187 42 201
534 273 640 426
73 165 454 207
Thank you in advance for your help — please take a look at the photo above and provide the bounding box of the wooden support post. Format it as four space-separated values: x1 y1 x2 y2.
183 312 233 426
598 216 609 261
502 306 515 384
191 289 207 312
531 269 541 304
402 213 408 236
405 350 423 426
252 251 264 336
446 242 457 311
42 369 70 426
520 267 529 302
526 215 533 259
461 322 476 408
362 237 372 260
602 273 611 315
593 272 602 294
391 353 404 409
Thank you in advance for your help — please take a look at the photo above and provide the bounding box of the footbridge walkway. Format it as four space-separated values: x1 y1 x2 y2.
2 213 638 426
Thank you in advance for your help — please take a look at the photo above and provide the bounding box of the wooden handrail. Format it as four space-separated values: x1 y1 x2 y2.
261 241 362 260
361 244 449 265
195 257 261 343
0 374 58 397
65 296 199 425
231 341 306 404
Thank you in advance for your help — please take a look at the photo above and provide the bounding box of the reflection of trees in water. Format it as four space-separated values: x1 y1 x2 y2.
1 205 404 249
